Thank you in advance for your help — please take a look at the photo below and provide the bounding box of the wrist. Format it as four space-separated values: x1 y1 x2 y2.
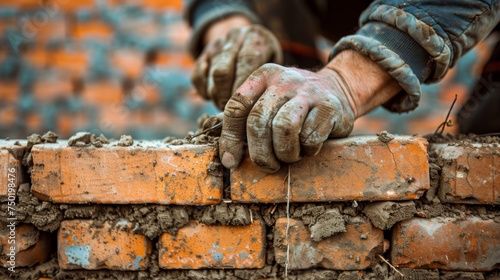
322 50 402 118
204 15 253 44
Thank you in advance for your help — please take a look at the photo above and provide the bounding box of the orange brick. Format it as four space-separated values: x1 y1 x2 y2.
97 105 130 134
158 220 265 269
58 220 152 270
111 49 145 79
231 135 429 203
0 0 39 9
164 21 191 48
33 19 67 48
391 216 500 271
0 140 28 201
49 49 88 78
24 48 48 68
0 223 54 267
54 0 96 12
274 217 384 270
0 81 19 103
82 80 123 106
0 105 17 127
130 85 161 104
154 51 195 68
31 141 223 204
25 112 44 132
141 0 183 11
121 19 159 42
73 20 112 42
56 111 89 138
434 143 499 204
33 75 74 103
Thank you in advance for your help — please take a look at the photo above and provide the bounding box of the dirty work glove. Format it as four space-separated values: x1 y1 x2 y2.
192 24 283 110
219 63 355 173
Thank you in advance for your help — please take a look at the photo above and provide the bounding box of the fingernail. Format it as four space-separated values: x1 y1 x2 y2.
221 152 236 168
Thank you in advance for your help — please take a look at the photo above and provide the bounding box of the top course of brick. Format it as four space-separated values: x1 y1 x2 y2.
231 135 430 203
26 135 430 205
30 140 223 205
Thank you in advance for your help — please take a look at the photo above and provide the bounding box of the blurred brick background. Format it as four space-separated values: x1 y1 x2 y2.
0 0 218 139
0 0 496 139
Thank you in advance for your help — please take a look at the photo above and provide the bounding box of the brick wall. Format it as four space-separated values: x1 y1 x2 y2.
1 134 499 279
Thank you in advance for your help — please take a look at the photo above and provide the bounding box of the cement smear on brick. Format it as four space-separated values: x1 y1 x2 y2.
363 201 417 230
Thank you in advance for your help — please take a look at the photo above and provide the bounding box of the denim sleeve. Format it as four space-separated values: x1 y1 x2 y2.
184 0 261 58
330 0 500 113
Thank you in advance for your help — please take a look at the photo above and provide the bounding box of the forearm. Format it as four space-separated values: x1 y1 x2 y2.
322 50 402 118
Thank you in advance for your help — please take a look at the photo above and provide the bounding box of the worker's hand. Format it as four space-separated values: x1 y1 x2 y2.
218 50 403 173
219 64 355 173
192 24 283 110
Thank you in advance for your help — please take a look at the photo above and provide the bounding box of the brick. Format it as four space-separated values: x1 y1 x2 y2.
0 140 27 201
82 80 123 106
0 81 19 103
97 105 130 135
31 141 223 204
141 0 183 11
231 135 429 203
33 75 74 102
153 51 195 69
274 217 384 270
0 223 54 267
130 86 161 105
391 216 500 271
0 0 39 9
24 48 48 68
158 220 265 269
55 0 96 12
32 19 67 48
56 111 89 138
164 22 190 47
434 143 499 204
111 49 145 79
121 18 159 42
0 105 17 127
49 49 88 78
25 112 44 132
58 219 152 270
73 20 112 42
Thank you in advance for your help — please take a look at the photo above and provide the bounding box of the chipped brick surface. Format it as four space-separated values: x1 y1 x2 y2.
158 220 266 269
231 136 429 203
0 140 27 201
434 143 500 204
391 216 500 271
58 220 152 270
0 223 54 267
274 217 384 270
31 141 222 204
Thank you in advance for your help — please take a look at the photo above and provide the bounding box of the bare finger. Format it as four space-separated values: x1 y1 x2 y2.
219 65 276 169
272 97 310 163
